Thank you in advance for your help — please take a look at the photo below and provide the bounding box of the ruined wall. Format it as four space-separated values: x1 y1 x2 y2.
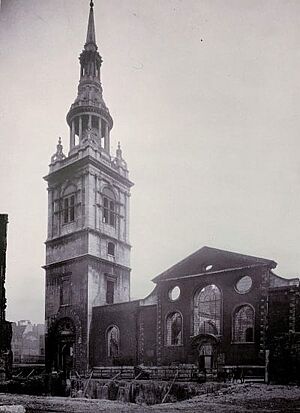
90 301 139 367
137 305 157 365
90 266 273 369
0 214 12 380
156 266 268 367
267 286 300 383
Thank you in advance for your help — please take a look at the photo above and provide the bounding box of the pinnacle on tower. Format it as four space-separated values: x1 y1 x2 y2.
116 141 124 160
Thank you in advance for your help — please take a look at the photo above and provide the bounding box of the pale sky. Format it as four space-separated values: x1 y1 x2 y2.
0 0 299 323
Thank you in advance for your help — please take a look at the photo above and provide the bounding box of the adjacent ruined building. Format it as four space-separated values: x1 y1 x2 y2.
11 320 45 364
44 2 300 381
0 214 12 380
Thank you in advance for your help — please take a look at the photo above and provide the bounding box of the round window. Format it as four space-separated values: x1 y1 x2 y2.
236 276 252 294
169 286 180 301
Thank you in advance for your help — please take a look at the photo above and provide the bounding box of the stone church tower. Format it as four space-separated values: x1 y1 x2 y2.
44 1 133 373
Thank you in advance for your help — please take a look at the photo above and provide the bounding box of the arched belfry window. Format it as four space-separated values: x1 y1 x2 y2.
107 325 119 358
233 305 254 342
62 185 76 224
102 187 116 227
166 312 182 346
194 284 221 336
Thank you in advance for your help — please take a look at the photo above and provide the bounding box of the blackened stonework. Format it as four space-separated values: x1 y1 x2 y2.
44 2 133 375
267 285 300 383
138 305 157 365
0 214 12 381
91 245 299 383
90 301 139 367
45 259 88 373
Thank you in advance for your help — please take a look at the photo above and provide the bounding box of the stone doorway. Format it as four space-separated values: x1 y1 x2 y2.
198 342 214 371
55 318 75 375
191 333 219 375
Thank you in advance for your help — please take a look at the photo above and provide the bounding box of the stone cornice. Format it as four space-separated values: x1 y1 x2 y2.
45 227 132 249
153 263 271 283
43 253 131 272
44 154 133 188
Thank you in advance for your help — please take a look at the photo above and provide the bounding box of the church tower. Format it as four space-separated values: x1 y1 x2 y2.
44 2 133 373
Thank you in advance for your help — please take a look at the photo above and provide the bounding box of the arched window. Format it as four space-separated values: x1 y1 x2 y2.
166 312 182 346
102 187 116 227
194 284 221 336
233 305 254 342
107 325 119 358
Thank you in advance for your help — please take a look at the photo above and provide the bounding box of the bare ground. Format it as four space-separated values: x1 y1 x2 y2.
0 384 299 412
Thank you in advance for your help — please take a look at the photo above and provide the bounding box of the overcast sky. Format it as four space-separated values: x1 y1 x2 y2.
0 0 300 323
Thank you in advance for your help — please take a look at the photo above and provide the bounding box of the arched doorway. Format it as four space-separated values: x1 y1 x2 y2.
199 342 214 370
191 334 219 374
54 318 75 375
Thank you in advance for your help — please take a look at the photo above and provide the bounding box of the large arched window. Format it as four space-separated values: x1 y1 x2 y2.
194 284 221 336
107 325 119 357
233 305 254 342
166 312 182 346
102 187 116 227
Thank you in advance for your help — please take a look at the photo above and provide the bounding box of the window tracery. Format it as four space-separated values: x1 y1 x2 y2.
194 284 221 335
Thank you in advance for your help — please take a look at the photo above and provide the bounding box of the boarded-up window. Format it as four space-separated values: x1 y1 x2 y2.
106 280 114 304
108 242 115 256
61 278 71 306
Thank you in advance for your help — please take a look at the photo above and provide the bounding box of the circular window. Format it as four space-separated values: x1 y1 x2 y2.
169 286 180 301
236 276 252 294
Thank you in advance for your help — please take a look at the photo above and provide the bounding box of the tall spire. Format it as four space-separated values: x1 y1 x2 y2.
86 0 96 48
66 0 113 156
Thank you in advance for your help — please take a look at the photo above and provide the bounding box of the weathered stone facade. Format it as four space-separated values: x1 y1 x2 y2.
90 246 299 379
44 3 133 374
0 214 12 381
267 284 300 383
44 3 300 383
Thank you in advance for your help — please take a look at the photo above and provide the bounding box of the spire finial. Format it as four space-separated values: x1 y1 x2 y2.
86 0 96 46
